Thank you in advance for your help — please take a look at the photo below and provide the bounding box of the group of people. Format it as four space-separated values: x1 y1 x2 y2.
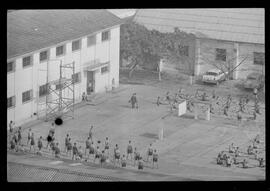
217 135 265 169
156 86 262 121
9 123 159 170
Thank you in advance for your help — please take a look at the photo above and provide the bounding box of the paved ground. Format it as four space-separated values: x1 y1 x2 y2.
7 69 265 181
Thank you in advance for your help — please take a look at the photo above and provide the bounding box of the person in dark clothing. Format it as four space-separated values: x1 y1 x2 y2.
72 143 78 160
129 93 138 109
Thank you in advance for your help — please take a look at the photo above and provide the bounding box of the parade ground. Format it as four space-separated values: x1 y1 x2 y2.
7 70 265 181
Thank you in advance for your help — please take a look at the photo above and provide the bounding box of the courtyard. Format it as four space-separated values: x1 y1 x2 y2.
7 70 265 181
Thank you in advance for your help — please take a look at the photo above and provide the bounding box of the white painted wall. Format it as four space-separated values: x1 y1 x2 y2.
196 38 265 80
7 25 120 128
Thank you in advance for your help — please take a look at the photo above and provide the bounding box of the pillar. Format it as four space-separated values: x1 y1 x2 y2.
194 39 201 76
233 43 240 80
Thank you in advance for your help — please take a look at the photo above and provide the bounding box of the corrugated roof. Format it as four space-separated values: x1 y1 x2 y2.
134 9 264 44
7 10 123 59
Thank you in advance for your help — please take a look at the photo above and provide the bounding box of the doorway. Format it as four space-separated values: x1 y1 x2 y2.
86 71 95 95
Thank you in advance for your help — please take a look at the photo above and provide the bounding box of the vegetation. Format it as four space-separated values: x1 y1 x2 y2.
120 20 196 78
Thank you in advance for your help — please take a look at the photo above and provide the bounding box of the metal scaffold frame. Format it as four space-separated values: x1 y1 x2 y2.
44 61 75 122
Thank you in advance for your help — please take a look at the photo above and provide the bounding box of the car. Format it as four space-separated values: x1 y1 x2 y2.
243 72 264 90
202 69 227 85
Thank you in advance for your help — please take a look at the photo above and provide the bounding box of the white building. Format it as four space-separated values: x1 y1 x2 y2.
7 10 123 127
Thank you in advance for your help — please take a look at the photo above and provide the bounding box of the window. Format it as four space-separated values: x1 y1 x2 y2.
102 30 110 41
40 50 49 62
254 52 264 65
72 40 81 52
22 90 33 103
87 35 96 47
7 96 15 108
7 61 15 73
72 72 81 84
101 65 109 74
22 56 32 67
55 83 63 90
215 48 227 61
179 45 189 57
56 45 65 56
39 84 49 97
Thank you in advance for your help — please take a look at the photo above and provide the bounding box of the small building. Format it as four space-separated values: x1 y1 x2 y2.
7 10 123 127
134 9 265 79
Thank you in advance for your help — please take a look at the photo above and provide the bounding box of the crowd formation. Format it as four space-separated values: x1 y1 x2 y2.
216 135 265 169
155 86 262 120
8 123 159 170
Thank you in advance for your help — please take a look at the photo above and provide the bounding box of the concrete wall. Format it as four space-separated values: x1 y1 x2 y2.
195 38 265 80
7 26 120 128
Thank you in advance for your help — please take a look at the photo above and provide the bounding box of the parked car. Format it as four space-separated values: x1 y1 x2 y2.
243 72 264 90
202 69 227 85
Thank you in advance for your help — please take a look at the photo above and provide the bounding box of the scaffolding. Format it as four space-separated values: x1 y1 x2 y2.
38 60 75 122
46 61 75 121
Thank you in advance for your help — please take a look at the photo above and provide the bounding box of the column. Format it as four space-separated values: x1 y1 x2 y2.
194 39 201 76
233 43 239 80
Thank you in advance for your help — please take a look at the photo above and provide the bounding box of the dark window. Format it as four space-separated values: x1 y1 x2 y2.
254 52 264 65
7 61 15 73
56 45 65 56
87 35 96 47
39 84 49 97
7 96 15 108
55 83 63 90
23 56 32 67
102 31 110 41
40 50 48 62
72 40 81 51
215 48 227 61
179 45 189 57
72 72 81 84
101 65 109 74
22 90 33 103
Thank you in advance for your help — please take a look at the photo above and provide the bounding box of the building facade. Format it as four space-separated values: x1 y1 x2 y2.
7 10 122 127
134 9 265 79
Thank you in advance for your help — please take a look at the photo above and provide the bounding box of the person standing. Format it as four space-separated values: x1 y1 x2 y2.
104 137 110 156
72 142 78 160
29 133 35 152
146 143 153 162
89 125 94 141
27 128 33 145
129 93 138 109
85 136 91 155
152 149 158 169
126 140 133 160
55 143 61 158
17 127 22 146
38 136 43 151
9 121 14 133
65 134 69 152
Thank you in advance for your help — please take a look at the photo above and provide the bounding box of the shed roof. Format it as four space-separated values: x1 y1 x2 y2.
7 10 123 59
134 9 264 44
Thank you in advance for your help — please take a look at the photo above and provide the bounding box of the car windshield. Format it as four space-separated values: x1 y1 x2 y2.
206 72 218 76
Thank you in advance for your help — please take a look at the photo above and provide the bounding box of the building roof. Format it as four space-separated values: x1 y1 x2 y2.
7 10 123 59
134 9 264 45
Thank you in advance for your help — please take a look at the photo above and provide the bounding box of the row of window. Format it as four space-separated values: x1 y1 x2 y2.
215 48 265 65
7 72 81 108
7 30 111 73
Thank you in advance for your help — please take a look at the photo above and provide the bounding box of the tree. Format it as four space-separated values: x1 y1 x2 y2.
120 21 195 79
